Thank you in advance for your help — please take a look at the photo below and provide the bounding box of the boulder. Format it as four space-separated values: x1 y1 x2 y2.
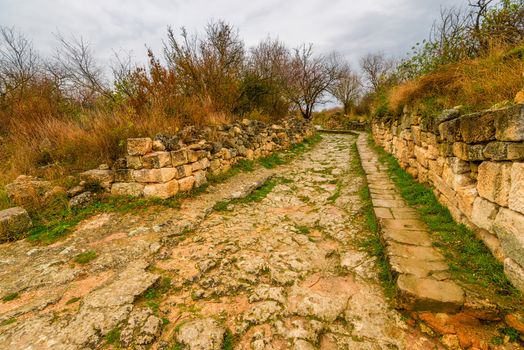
176 318 225 350
127 138 153 156
494 105 524 141
178 176 195 192
5 175 52 206
0 207 32 241
69 191 94 209
80 169 114 189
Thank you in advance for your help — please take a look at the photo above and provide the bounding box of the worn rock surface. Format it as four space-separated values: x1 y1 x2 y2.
0 134 471 349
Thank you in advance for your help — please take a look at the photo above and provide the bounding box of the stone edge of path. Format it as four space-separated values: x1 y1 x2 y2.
356 133 465 313
317 128 360 135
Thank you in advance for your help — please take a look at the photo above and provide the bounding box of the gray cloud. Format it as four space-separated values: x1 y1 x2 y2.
0 0 465 69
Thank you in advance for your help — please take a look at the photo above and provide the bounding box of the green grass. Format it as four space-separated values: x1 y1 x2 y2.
368 136 523 302
0 188 10 211
294 225 310 235
105 327 121 345
351 142 395 299
327 182 342 203
0 318 16 326
258 153 286 169
66 297 81 305
74 250 97 264
2 292 19 302
222 329 234 350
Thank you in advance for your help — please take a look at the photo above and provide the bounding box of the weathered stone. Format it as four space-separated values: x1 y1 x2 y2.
127 138 153 156
493 208 524 267
471 197 499 231
69 191 93 209
456 185 477 218
504 258 524 293
178 176 195 192
111 183 144 197
126 156 143 170
447 157 470 174
483 142 524 161
0 207 32 241
459 112 496 143
80 169 114 189
439 118 461 142
387 241 445 262
193 170 207 187
142 151 171 169
175 165 193 179
177 318 225 350
397 275 464 313
509 163 524 214
152 140 165 151
477 162 511 206
132 168 177 183
388 256 449 278
114 169 133 182
171 149 189 166
5 175 52 206
494 105 524 141
143 179 178 199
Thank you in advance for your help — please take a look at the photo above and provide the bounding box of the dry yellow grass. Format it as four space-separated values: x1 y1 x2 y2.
387 46 524 115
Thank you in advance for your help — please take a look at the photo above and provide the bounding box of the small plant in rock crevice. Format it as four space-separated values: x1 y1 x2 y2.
74 250 97 264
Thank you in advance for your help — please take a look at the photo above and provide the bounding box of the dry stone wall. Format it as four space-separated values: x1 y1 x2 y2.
80 118 315 200
372 105 524 292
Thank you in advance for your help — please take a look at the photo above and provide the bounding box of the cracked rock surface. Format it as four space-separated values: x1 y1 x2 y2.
0 134 442 349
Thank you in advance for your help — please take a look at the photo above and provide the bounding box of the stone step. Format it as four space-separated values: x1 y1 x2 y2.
356 133 466 313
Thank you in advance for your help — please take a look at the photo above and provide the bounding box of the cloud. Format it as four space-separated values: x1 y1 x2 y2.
0 0 465 69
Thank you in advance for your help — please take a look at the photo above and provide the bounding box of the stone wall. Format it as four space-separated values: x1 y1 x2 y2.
80 118 315 200
371 105 524 292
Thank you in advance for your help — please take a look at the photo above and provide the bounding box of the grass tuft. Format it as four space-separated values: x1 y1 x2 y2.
74 250 97 264
2 292 19 302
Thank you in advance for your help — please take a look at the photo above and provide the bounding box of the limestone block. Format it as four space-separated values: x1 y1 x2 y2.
452 143 468 160
80 169 114 189
193 170 207 187
175 165 193 179
504 258 524 292
152 140 165 151
427 145 440 160
171 149 189 166
428 160 443 177
438 142 454 157
477 162 512 206
114 169 133 183
143 179 178 199
447 157 470 174
126 156 143 170
471 197 499 231
127 138 152 156
456 185 478 219
132 168 177 183
509 163 524 215
414 146 429 168
190 161 203 172
412 126 422 145
0 207 32 241
459 112 496 143
439 118 461 142
397 275 464 313
178 176 195 192
493 208 524 267
142 151 171 169
200 157 210 169
111 183 144 197
494 105 524 141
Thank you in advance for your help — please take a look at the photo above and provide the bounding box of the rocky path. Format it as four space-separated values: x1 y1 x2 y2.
0 134 442 349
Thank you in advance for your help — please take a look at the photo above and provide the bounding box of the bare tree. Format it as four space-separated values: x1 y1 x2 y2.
359 52 395 92
0 26 39 98
329 63 361 116
54 33 113 102
284 44 339 120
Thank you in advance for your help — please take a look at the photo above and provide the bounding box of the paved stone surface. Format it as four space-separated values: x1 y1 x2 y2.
0 134 445 349
357 134 465 313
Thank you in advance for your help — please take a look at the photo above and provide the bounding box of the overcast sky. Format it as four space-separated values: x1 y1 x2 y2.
0 0 466 69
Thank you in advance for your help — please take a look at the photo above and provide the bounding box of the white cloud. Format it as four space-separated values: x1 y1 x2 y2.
0 0 466 68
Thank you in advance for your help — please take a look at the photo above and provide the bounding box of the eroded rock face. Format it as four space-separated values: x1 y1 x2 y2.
177 318 225 350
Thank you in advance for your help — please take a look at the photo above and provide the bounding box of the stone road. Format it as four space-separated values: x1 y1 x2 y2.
0 134 443 349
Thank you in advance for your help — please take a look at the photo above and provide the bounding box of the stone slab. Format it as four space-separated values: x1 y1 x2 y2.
387 241 445 262
382 228 432 247
380 219 427 231
397 274 464 313
389 256 449 278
